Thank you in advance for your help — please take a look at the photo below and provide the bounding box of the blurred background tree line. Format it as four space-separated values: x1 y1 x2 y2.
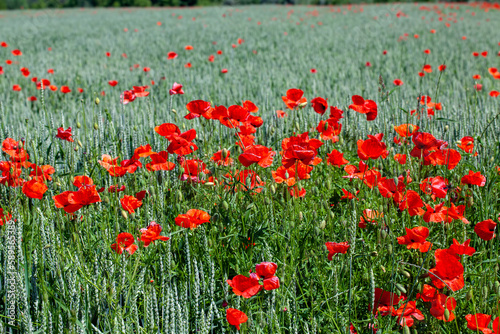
0 0 449 9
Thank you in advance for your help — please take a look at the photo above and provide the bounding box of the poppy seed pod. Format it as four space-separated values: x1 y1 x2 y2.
466 289 473 301
299 212 303 221
121 210 128 219
222 201 229 211
74 146 79 152
78 140 83 148
396 283 406 294
222 148 229 160
270 184 276 194
93 123 99 130
319 220 326 229
444 309 450 320
403 325 411 334
95 97 100 105
76 122 81 129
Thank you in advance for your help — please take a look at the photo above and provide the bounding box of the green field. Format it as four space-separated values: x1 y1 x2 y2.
1 3 500 333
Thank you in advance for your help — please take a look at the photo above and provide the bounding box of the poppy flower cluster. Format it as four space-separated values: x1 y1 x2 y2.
111 221 170 255
227 261 280 299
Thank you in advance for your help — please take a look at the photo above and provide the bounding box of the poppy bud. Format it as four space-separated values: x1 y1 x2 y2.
43 290 49 303
94 123 99 130
483 286 488 298
295 122 300 132
491 156 495 162
222 201 229 211
371 251 378 257
466 289 473 301
323 122 328 131
466 196 474 206
339 137 344 145
78 140 83 148
299 212 303 221
182 123 186 130
379 228 388 240
400 270 411 278
74 146 79 152
175 203 181 212
95 97 100 105
319 220 326 229
172 109 177 114
298 101 308 108
77 122 81 129
246 203 254 211
380 265 386 273
329 211 335 219
495 281 499 291
444 125 449 132
368 127 372 132
403 326 411 334
134 126 138 131
284 171 289 179
222 148 229 160
270 185 276 194
387 244 392 255
121 210 128 219
412 329 418 334
55 182 61 188
444 309 450 321
176 190 183 202
396 283 406 294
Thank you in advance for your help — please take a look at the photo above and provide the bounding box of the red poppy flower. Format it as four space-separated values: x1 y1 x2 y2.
481 51 488 57
12 85 21 91
169 82 184 95
20 67 30 77
343 161 381 189
53 185 101 213
465 314 492 333
0 208 12 226
108 80 118 87
49 85 57 91
394 124 419 137
175 209 210 229
167 51 177 59
11 49 22 56
490 90 500 97
371 288 401 315
457 136 476 154
429 249 464 291
317 119 342 141
60 86 71 94
426 149 462 170
120 195 143 214
145 151 175 171
420 176 449 199
272 163 312 186
424 49 431 54
282 88 307 110
310 97 328 115
348 95 378 121
132 86 149 97
22 180 48 200
29 164 55 182
422 64 432 73
357 133 388 160
461 170 486 186
397 226 432 252
238 145 275 168
326 149 349 167
226 308 248 330
77 88 83 93
211 149 234 166
325 242 349 260
56 127 74 142
394 154 407 164
224 169 265 193
185 100 212 120
143 67 150 72
365 61 372 67
449 239 475 256
121 90 136 105
438 64 446 71
358 209 383 228
139 221 169 247
394 301 424 327
475 219 496 241
221 68 228 73
281 132 323 168
0 41 7 47
398 190 425 216
227 274 262 298
111 232 137 255
393 79 403 86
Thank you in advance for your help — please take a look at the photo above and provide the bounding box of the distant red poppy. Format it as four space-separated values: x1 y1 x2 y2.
0 42 7 47
60 86 71 94
47 68 54 74
169 82 184 95
143 67 150 72
348 95 378 121
310 68 317 73
28 96 37 102
422 64 432 73
325 242 349 260
78 88 83 93
393 79 403 86
185 45 193 50
438 64 446 71
276 110 288 118
473 52 479 57
365 61 371 67
221 68 228 73
11 49 22 56
121 90 136 105
167 51 177 59
105 52 111 57
12 85 21 91
108 80 118 87
424 49 431 54
490 90 500 97
475 219 496 241
56 127 74 142
185 62 192 68
481 51 488 57
111 232 137 255
133 85 149 97
20 67 30 77
140 221 169 247
226 308 248 330
175 209 210 229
